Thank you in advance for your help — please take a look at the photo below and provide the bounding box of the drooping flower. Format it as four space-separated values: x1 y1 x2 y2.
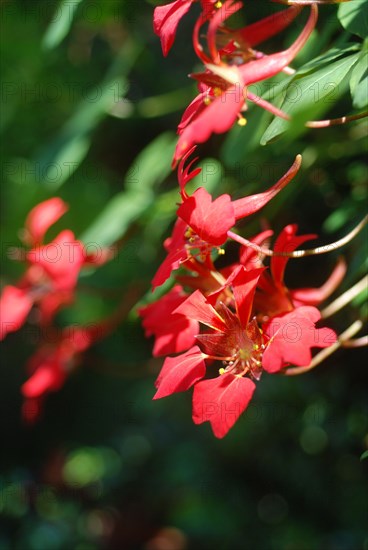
0 286 34 340
21 310 122 423
0 198 111 339
22 197 69 246
153 0 218 56
173 3 317 161
152 150 301 289
192 373 256 438
262 306 336 374
139 285 199 357
150 263 337 437
254 224 347 320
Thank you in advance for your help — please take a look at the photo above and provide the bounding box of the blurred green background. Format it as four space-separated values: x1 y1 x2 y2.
0 0 367 548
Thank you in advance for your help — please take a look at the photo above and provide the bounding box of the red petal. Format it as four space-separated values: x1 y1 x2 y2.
290 257 346 307
236 6 302 48
262 306 337 373
27 230 85 291
0 285 33 339
177 187 235 245
152 248 189 290
192 373 256 438
153 0 192 56
153 345 206 399
238 6 317 85
232 155 301 221
174 289 227 332
24 197 68 246
164 217 187 253
174 86 244 162
177 147 201 199
231 267 264 327
271 225 317 285
139 285 198 357
239 229 274 268
177 92 208 133
152 219 189 289
22 362 65 398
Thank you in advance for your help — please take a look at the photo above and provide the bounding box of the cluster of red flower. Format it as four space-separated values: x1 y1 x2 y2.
140 149 346 437
139 0 366 437
0 199 113 422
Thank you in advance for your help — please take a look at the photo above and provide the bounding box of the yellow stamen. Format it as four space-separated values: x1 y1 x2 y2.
215 1 223 8
219 367 225 375
203 97 211 106
237 117 247 127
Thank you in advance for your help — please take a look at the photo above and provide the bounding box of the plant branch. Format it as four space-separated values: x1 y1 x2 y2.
321 276 368 319
227 215 367 258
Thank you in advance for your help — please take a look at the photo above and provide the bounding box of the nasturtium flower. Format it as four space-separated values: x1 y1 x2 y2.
150 263 337 438
139 285 199 357
0 198 111 339
154 0 218 56
173 3 318 161
152 150 301 289
255 224 347 319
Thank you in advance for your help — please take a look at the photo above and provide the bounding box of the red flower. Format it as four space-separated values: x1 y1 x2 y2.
192 373 256 438
154 0 217 56
233 5 302 50
21 317 113 423
23 197 68 246
0 286 33 339
27 229 86 292
262 306 337 374
153 345 206 399
255 224 346 319
153 268 266 437
0 198 111 338
153 151 301 289
139 285 199 356
178 188 236 246
151 263 336 437
173 4 317 161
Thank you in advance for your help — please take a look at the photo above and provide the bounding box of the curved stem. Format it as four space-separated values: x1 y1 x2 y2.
247 91 368 127
321 275 368 319
227 215 367 258
306 111 368 128
342 335 368 348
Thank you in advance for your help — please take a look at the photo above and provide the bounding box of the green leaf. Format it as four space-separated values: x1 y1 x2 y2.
80 190 152 246
34 42 141 190
350 51 368 108
124 132 176 192
37 76 127 190
360 450 368 461
294 44 360 76
42 0 83 50
338 0 368 39
80 132 176 247
260 53 360 144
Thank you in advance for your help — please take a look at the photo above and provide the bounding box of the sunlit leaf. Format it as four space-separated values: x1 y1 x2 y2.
42 0 83 50
261 53 360 144
80 190 152 246
124 132 176 192
338 0 368 38
350 50 368 108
